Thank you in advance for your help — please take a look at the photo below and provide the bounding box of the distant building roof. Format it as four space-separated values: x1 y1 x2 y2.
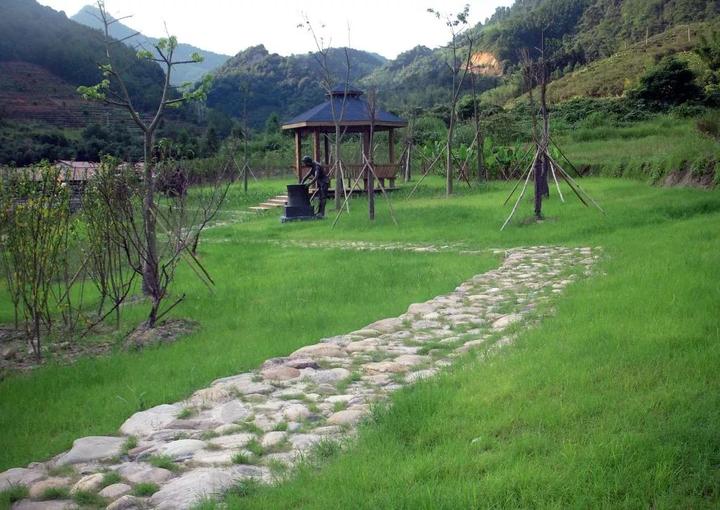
282 84 407 132
56 160 100 181
52 161 142 181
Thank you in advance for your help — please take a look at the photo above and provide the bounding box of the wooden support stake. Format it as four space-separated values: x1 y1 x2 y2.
549 160 564 203
503 149 539 206
331 160 370 228
364 152 398 226
501 154 535 231
548 155 605 214
405 148 445 201
549 137 583 177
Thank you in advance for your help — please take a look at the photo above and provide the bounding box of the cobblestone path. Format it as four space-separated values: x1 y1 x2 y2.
1 245 598 510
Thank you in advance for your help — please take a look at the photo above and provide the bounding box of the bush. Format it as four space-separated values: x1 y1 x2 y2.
629 57 703 107
412 115 447 145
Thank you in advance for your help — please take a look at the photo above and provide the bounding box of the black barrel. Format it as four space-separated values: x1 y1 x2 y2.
282 183 315 221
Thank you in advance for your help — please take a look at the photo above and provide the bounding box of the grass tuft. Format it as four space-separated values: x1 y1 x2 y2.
148 455 178 472
0 485 28 507
40 486 70 500
132 482 159 497
72 490 105 506
100 471 121 488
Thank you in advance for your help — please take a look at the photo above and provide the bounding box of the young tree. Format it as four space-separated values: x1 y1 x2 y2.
0 165 71 361
427 4 474 196
78 0 210 327
299 17 352 211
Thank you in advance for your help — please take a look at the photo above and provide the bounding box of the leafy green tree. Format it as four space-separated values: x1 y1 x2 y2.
202 126 220 157
630 56 702 106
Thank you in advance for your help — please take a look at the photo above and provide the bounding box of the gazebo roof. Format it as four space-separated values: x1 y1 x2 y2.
281 84 407 132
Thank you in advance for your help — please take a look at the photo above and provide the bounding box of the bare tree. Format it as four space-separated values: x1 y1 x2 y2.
185 161 234 256
299 17 352 212
428 4 475 196
78 0 210 321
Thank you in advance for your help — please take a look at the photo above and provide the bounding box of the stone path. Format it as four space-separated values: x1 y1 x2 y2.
244 239 487 255
0 245 598 510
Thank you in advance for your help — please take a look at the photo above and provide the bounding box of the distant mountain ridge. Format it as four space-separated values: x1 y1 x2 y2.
0 0 165 112
72 4 230 86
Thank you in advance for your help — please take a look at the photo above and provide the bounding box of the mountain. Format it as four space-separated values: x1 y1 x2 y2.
206 45 387 127
72 5 230 86
356 0 720 115
0 0 165 112
472 0 720 71
361 45 500 114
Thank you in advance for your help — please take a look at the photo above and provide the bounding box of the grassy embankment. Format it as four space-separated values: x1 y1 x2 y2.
1 175 719 508
557 114 720 184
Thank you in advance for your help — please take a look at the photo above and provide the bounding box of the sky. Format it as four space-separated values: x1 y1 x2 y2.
37 0 515 59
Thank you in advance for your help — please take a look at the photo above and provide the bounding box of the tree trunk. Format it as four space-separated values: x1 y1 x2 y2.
142 131 159 304
334 127 344 211
405 143 412 182
147 296 160 328
446 118 454 196
365 132 375 220
471 73 484 182
534 154 544 219
32 312 41 363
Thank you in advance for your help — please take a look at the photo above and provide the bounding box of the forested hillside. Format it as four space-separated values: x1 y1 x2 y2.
72 5 230 86
361 0 720 113
474 0 719 68
0 0 165 112
206 45 387 127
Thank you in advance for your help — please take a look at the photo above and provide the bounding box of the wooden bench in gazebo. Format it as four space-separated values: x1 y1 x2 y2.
281 84 407 191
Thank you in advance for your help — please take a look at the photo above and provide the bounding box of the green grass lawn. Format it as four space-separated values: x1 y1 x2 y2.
221 180 720 509
1 176 719 508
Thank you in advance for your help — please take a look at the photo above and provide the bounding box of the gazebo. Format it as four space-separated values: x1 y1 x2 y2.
281 84 407 190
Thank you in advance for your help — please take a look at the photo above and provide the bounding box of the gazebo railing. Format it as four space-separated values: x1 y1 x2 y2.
332 163 401 181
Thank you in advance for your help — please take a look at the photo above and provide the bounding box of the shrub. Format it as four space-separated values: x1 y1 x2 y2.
629 57 703 107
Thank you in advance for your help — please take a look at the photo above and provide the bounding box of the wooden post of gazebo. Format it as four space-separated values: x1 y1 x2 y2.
388 128 395 188
312 131 321 163
294 131 302 183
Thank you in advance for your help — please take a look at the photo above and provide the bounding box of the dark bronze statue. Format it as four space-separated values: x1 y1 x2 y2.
300 155 329 218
